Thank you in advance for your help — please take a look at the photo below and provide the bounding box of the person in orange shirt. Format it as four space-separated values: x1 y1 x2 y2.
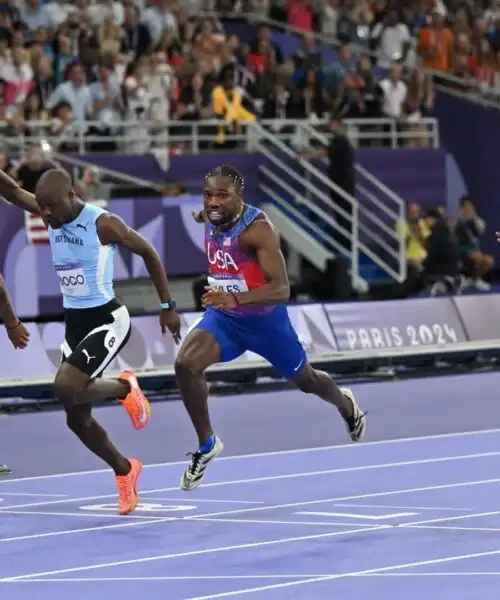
418 9 454 72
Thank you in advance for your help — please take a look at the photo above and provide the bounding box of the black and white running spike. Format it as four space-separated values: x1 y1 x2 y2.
340 387 366 442
180 436 224 491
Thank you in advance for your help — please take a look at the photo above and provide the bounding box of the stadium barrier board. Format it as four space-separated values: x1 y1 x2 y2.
0 296 496 387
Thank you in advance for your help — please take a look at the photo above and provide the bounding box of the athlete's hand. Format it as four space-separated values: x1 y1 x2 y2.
160 309 182 344
202 287 238 310
5 321 30 349
192 210 205 223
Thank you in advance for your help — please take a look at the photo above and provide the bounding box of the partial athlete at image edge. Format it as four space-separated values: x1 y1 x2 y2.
175 164 367 492
0 166 181 513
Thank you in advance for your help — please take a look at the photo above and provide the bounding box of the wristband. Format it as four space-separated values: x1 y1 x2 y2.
160 300 176 310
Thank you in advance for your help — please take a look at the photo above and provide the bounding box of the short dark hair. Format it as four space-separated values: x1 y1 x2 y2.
205 164 244 192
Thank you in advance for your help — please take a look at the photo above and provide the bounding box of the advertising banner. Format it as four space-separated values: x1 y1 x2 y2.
1 296 498 383
324 297 468 351
453 295 500 342
0 303 336 381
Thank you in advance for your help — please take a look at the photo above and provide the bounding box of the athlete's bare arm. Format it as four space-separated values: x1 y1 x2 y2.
0 274 19 328
237 219 290 305
96 213 181 340
0 169 39 214
97 213 173 305
0 274 29 348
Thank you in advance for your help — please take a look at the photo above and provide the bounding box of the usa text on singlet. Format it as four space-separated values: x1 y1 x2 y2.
205 204 277 316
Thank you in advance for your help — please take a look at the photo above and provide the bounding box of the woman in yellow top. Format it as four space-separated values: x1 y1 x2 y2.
397 203 430 266
212 70 256 145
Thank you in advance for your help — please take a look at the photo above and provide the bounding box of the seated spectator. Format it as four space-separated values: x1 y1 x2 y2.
455 195 494 290
370 208 460 300
212 67 256 146
396 203 430 268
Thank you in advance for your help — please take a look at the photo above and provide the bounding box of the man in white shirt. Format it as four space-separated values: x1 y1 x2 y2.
371 10 411 69
379 65 407 119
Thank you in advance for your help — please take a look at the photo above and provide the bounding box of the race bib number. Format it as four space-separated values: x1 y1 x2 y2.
55 263 89 297
207 276 249 295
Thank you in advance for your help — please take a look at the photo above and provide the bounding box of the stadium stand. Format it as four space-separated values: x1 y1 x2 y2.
0 0 475 153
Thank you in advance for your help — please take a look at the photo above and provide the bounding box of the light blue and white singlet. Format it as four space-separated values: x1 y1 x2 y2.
48 202 116 310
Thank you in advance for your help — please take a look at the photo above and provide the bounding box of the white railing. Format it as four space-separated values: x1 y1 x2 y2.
0 117 439 155
252 122 365 285
253 122 406 282
341 118 439 149
301 123 406 282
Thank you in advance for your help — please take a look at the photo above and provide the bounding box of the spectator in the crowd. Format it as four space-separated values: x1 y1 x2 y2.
212 67 256 146
455 195 494 290
21 0 53 34
418 7 454 74
402 68 434 147
300 116 355 254
380 66 407 119
288 0 314 32
0 46 34 108
371 9 411 69
396 202 430 269
250 26 283 63
321 0 339 39
45 62 92 122
371 208 460 300
350 56 384 134
142 0 177 46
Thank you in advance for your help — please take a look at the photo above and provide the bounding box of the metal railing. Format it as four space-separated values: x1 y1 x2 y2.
302 123 407 282
254 122 378 287
0 118 439 155
252 122 360 282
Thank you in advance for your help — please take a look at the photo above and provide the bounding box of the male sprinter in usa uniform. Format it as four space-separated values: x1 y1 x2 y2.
0 168 181 514
175 165 366 491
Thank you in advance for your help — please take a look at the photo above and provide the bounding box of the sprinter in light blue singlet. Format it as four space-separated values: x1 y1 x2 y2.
49 202 116 310
175 164 367 492
0 166 181 515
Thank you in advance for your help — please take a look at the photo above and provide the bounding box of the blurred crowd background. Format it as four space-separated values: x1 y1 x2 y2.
0 0 497 307
0 0 497 154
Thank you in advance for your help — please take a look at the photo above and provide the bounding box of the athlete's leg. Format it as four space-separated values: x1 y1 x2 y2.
62 304 151 429
175 310 245 491
60 368 130 474
54 363 129 475
293 364 353 420
55 362 144 515
174 328 220 447
251 307 365 441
